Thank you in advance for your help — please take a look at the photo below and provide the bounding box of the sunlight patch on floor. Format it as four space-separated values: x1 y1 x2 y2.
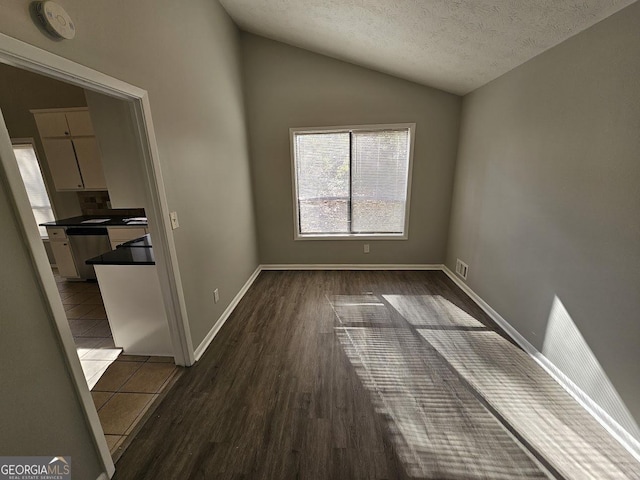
77 347 122 390
383 294 485 328
329 294 391 325
335 325 549 478
330 293 549 479
419 329 640 479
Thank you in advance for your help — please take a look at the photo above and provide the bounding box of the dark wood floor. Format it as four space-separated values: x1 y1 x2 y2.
112 270 639 479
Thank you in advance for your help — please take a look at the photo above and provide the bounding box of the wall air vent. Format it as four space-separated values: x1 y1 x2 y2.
455 259 469 280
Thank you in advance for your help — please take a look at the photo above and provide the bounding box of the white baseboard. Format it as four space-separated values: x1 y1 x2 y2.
193 266 261 361
441 266 640 462
96 473 109 480
194 264 441 360
261 263 443 271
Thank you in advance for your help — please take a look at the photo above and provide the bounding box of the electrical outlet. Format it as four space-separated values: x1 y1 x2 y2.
213 288 219 303
170 211 179 230
364 244 370 254
455 259 469 280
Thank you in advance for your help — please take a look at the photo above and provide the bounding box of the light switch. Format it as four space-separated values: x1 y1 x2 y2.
170 211 179 229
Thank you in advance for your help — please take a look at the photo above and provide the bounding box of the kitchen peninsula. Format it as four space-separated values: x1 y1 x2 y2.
87 234 173 357
42 215 149 279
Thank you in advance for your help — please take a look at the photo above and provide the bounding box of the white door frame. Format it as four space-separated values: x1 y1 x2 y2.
0 33 194 478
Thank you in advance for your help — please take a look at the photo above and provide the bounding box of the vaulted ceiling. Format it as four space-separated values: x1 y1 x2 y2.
219 0 635 95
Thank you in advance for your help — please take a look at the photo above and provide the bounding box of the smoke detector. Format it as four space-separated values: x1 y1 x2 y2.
35 1 76 40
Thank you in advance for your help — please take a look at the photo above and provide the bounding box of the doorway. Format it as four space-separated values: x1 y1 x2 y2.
9 135 121 385
0 36 192 477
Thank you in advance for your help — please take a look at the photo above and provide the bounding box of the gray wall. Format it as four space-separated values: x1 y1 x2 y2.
242 34 461 264
0 62 84 219
0 0 258 474
85 91 147 210
447 2 640 435
0 0 258 349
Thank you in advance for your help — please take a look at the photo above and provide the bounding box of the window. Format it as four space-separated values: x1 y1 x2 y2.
12 140 55 238
291 123 415 239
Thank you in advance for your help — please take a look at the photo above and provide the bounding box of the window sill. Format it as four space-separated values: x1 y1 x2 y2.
295 233 408 241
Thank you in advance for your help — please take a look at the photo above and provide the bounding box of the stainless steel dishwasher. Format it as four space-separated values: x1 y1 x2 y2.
66 227 112 280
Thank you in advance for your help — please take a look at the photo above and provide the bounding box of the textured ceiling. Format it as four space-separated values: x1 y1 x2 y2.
219 0 636 95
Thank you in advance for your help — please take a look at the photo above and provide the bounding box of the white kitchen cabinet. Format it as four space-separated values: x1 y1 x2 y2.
33 108 95 137
46 227 67 241
33 112 71 137
72 137 107 189
41 138 84 190
65 110 94 136
50 238 79 278
32 107 106 191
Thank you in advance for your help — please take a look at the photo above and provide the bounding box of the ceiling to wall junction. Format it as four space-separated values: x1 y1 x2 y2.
219 0 635 94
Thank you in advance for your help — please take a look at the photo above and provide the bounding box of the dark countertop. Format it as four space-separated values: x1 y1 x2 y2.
86 234 155 265
40 215 148 227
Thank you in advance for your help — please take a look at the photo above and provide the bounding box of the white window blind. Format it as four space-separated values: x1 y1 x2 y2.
352 129 409 234
292 124 414 238
13 142 55 238
296 132 350 234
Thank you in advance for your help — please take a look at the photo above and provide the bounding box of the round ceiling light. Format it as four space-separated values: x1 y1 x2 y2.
35 1 76 40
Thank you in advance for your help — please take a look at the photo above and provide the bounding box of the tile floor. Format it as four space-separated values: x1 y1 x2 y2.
54 270 179 459
93 355 178 457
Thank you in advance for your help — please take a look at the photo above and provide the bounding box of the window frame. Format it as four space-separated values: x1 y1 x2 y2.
11 138 57 239
290 123 416 241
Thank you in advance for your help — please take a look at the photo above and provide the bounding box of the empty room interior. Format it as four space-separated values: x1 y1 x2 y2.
0 1 639 479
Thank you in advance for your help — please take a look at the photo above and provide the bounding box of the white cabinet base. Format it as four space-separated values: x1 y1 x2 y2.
50 239 79 278
94 264 173 356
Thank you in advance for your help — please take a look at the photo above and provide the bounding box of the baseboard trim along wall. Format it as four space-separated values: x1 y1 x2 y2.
260 264 443 270
194 262 640 461
441 266 640 462
193 266 262 361
194 264 441 359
